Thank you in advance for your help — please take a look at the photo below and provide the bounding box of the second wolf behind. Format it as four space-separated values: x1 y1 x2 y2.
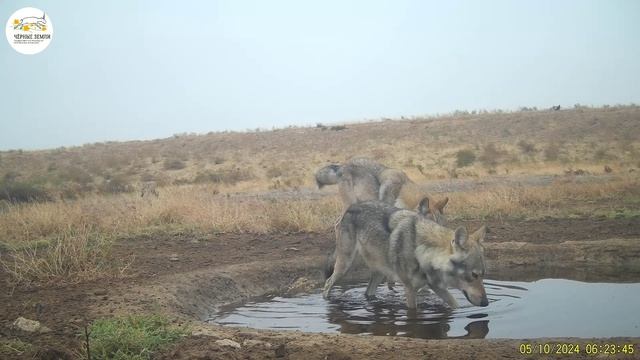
323 198 489 309
315 157 448 221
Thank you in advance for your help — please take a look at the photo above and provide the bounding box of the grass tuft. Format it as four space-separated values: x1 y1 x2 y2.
85 315 186 360
0 226 125 286
0 338 33 357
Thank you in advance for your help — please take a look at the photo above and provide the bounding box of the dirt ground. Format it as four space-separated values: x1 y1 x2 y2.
1 217 640 359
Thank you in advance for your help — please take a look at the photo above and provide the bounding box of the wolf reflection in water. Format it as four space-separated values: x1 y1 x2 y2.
325 288 490 339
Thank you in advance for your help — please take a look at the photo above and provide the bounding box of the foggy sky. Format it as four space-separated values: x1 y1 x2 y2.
1 0 639 150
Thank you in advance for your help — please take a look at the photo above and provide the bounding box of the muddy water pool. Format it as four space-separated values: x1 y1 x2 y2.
210 279 640 339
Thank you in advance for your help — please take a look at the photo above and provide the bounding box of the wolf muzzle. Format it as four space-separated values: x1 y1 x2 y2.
462 289 489 307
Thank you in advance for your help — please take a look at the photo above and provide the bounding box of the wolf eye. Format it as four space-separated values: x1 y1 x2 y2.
471 272 479 279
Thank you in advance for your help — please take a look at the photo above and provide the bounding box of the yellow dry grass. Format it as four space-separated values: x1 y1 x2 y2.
1 106 638 200
1 175 637 285
1 175 637 247
0 185 342 248
1 225 125 286
444 175 640 220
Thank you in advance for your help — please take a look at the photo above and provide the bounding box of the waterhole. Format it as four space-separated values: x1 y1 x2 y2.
210 279 640 339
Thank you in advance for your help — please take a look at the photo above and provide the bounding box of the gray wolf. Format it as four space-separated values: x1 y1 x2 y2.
317 158 449 291
315 157 448 220
323 198 488 309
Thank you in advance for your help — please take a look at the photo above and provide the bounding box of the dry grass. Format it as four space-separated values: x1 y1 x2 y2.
0 185 342 248
0 225 126 286
0 338 32 358
1 106 638 200
0 175 637 285
444 175 640 220
0 185 341 285
1 175 636 247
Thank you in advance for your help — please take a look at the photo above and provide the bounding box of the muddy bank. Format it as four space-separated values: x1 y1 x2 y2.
91 238 640 323
466 217 640 244
157 328 638 360
486 238 640 282
2 218 640 359
147 239 640 359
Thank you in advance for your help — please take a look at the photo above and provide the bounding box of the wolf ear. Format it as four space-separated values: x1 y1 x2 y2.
418 197 430 216
470 225 487 244
452 226 468 249
435 197 449 212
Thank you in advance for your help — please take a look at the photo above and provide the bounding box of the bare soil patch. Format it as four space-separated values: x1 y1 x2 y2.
463 217 640 244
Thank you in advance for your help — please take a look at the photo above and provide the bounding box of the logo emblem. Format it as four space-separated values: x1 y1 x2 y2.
6 7 53 55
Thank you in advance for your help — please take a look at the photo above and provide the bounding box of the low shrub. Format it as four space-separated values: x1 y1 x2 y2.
99 176 134 194
163 159 186 170
517 140 537 155
455 149 476 167
1 227 122 286
194 168 254 185
0 180 51 203
479 143 508 167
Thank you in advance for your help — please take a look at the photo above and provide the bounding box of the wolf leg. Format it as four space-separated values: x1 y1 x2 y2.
378 174 402 206
386 280 396 292
333 209 346 233
378 181 394 205
323 220 357 299
405 286 418 309
322 249 356 299
338 173 357 206
365 272 385 298
432 285 459 308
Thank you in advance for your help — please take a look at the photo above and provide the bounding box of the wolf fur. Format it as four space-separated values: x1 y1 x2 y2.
315 157 448 219
317 158 449 291
323 199 489 309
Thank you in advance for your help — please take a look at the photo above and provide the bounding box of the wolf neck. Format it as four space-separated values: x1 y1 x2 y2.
414 243 452 273
413 219 455 271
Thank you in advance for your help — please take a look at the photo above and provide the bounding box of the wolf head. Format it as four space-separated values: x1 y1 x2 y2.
315 164 341 189
447 225 489 307
417 196 448 226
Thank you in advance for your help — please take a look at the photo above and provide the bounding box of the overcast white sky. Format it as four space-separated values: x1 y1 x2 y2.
1 0 639 150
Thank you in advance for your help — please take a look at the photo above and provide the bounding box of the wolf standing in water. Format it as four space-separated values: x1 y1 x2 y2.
323 198 489 309
316 158 450 290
